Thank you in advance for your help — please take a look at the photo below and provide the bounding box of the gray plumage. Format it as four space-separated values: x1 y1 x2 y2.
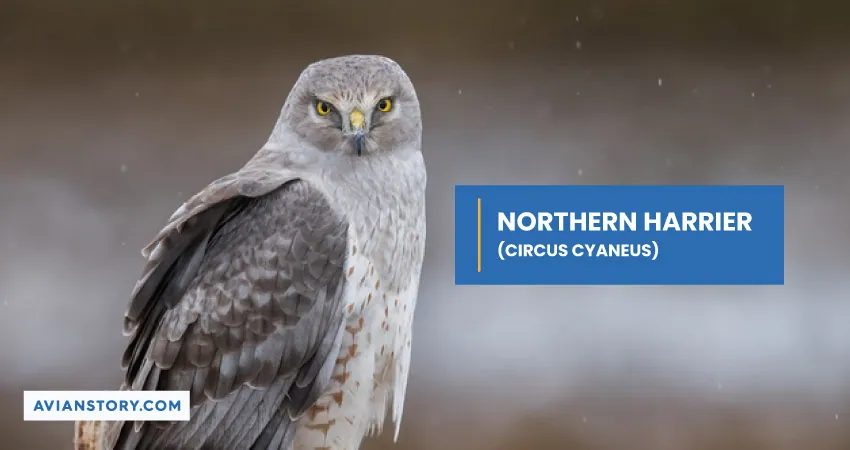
75 54 427 450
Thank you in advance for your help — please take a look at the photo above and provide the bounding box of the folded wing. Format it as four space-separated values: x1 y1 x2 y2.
102 172 350 450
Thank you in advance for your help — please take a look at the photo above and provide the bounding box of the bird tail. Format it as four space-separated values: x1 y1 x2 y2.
74 420 103 450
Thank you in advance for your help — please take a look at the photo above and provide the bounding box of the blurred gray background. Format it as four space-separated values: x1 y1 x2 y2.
1 0 849 448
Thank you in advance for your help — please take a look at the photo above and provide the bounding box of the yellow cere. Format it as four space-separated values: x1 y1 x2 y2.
349 109 365 130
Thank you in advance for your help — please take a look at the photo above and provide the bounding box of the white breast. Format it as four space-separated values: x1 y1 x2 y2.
292 231 421 450
292 149 425 449
342 231 420 439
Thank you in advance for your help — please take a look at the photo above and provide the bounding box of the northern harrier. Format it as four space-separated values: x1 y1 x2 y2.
75 54 427 450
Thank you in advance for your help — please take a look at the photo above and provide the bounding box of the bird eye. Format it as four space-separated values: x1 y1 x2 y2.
316 101 332 116
377 97 393 112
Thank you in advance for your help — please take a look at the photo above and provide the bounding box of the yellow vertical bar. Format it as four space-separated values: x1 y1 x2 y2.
477 198 482 272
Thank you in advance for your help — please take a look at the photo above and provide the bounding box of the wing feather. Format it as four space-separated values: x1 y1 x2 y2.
100 172 350 450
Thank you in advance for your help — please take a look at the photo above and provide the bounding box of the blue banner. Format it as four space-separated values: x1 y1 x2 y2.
454 185 784 285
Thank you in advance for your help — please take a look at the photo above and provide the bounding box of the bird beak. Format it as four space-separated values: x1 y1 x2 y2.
349 109 366 156
354 133 365 156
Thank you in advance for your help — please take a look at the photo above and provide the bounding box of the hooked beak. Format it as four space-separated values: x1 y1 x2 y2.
354 133 365 156
349 109 366 156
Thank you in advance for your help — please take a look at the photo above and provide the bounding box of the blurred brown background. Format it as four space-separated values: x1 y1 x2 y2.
2 0 849 449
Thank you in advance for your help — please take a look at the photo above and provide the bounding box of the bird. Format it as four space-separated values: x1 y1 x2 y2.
74 54 427 450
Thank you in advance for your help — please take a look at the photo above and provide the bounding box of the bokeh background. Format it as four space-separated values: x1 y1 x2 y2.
2 0 849 448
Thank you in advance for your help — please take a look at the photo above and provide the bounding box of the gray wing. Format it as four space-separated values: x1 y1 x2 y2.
104 177 350 450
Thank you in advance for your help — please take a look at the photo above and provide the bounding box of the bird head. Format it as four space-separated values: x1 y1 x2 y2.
272 55 422 158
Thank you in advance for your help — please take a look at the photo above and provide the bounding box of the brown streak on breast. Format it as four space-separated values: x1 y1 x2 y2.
332 371 351 384
306 403 329 421
345 316 364 337
331 391 344 407
305 418 336 435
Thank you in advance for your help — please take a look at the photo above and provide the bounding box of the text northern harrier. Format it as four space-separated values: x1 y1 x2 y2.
497 211 753 232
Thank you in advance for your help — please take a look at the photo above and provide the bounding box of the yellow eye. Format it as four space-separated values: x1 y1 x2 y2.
377 97 393 112
316 101 332 116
